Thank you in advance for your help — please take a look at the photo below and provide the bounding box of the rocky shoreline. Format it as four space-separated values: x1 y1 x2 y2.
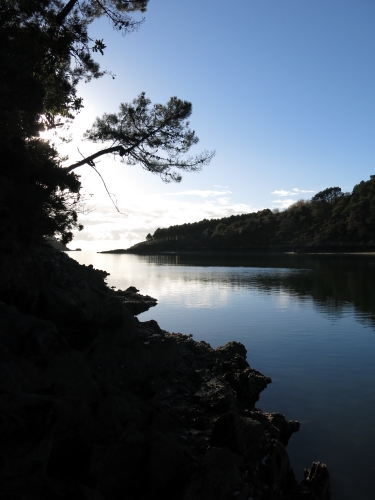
0 247 330 499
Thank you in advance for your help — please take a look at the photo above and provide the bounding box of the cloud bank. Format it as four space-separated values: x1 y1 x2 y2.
165 189 231 197
270 187 315 209
71 190 259 251
271 188 315 197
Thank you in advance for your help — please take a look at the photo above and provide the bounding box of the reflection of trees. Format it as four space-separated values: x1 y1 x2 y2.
143 253 375 326
146 255 181 265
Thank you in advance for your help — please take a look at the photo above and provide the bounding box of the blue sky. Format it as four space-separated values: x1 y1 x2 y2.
52 0 375 250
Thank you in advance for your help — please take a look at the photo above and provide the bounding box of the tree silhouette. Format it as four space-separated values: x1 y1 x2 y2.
65 93 215 182
56 0 149 29
0 1 214 247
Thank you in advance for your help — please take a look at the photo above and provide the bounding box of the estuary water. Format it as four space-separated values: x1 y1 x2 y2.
70 251 375 500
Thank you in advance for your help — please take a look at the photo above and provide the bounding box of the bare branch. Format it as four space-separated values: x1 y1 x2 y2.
65 145 126 172
74 146 125 213
90 165 126 214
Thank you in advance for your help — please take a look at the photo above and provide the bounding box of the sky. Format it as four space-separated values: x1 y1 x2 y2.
49 0 375 251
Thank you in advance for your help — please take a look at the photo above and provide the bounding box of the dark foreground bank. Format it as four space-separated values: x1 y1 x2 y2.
0 247 330 499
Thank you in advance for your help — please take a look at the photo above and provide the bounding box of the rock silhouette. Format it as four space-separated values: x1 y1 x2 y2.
0 247 330 499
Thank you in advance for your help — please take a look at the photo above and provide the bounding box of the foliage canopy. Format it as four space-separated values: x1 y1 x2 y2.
67 93 215 182
0 0 213 248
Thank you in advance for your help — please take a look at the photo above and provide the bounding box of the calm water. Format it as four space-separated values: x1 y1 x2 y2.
70 251 375 500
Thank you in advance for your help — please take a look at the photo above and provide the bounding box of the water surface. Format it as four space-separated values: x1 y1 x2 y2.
70 251 375 499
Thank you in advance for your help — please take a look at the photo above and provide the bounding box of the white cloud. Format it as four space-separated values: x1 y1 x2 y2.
71 195 259 251
271 190 296 197
292 188 315 194
272 198 297 209
165 189 231 197
271 188 315 197
217 197 230 205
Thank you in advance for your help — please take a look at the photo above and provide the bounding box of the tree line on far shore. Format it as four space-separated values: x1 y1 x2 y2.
135 176 375 251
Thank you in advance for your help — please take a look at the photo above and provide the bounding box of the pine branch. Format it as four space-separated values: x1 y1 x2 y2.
64 145 126 172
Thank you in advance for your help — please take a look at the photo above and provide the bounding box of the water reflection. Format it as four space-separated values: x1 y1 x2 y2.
142 253 375 326
69 251 375 500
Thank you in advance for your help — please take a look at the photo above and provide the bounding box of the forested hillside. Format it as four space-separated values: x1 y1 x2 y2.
122 177 375 252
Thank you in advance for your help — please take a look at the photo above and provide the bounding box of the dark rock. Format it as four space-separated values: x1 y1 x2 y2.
293 461 331 500
262 439 296 492
216 340 247 360
249 410 300 446
193 377 239 412
0 246 331 500
224 366 272 408
79 485 105 500
182 447 243 500
145 428 189 497
0 313 101 401
113 287 157 316
210 410 264 458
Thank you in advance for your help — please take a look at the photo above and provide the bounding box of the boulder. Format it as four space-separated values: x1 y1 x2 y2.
210 410 264 458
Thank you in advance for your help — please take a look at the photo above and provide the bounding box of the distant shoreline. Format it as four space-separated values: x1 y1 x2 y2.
98 248 375 256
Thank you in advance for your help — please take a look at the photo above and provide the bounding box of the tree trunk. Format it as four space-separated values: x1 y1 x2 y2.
56 0 79 26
